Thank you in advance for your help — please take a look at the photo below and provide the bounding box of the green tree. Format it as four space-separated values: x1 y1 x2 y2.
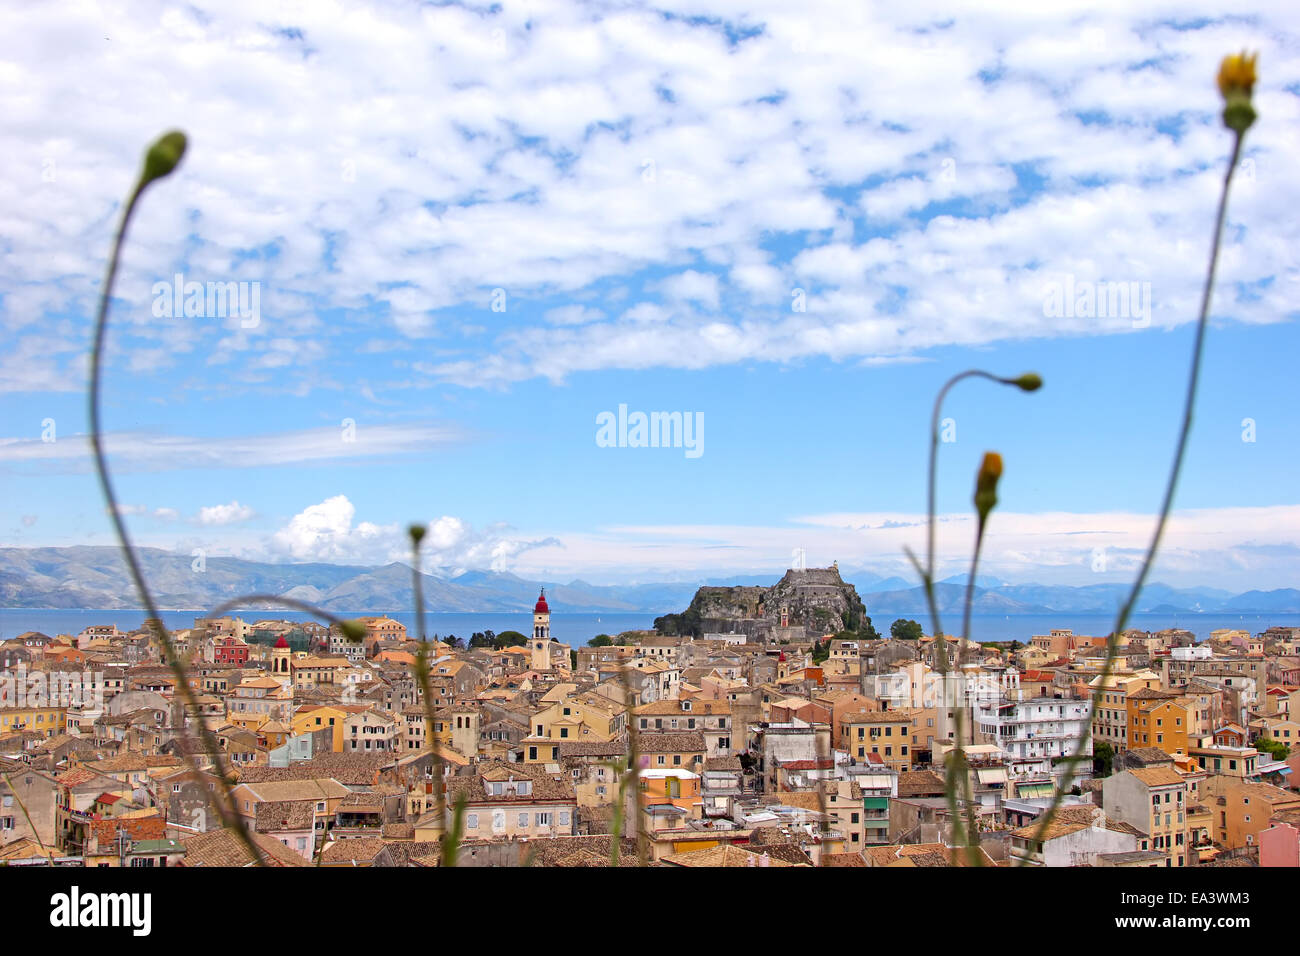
1093 741 1115 777
811 639 830 665
588 634 614 647
1255 736 1290 760
653 609 702 638
494 630 527 649
890 618 924 641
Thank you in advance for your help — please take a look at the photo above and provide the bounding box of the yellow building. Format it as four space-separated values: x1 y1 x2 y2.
1090 671 1160 749
530 689 626 744
1126 689 1190 755
639 768 702 831
1205 779 1300 850
291 704 351 752
839 709 919 772
0 705 66 737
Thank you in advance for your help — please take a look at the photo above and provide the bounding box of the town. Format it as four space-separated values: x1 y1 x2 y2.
0 566 1296 868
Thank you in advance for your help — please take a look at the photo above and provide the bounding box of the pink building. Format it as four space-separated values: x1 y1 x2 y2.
1259 820 1299 868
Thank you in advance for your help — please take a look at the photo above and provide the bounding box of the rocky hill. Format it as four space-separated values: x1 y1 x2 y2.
660 565 869 640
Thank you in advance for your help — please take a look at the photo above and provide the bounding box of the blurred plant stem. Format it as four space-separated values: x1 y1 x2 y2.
89 131 268 866
1020 123 1249 864
408 525 454 864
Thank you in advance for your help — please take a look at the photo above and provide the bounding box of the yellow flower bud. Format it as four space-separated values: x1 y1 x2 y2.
1217 51 1257 99
1217 51 1258 134
974 452 1003 522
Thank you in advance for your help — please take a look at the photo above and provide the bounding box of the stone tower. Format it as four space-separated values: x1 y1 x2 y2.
272 634 292 685
531 589 552 671
451 707 480 757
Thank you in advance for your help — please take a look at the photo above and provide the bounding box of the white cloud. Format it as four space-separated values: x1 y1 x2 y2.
1 2 1292 393
271 495 389 562
543 304 604 326
0 422 463 473
656 270 722 311
266 496 557 569
198 500 255 526
500 504 1300 591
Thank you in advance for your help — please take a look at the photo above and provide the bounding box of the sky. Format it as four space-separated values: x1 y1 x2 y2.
1 1 1298 591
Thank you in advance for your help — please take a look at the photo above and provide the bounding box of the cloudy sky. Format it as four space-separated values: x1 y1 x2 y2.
1 1 1297 590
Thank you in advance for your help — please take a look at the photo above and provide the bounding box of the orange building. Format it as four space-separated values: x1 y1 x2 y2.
1126 689 1190 755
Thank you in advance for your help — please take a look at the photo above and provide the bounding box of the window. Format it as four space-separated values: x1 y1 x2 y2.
466 813 478 828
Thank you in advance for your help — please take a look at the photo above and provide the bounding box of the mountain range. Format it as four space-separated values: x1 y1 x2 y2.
1 546 1297 616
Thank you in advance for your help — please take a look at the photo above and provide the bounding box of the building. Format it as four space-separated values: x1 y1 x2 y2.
976 697 1092 790
1204 779 1300 851
434 762 578 841
1102 767 1191 867
839 709 919 772
531 590 554 672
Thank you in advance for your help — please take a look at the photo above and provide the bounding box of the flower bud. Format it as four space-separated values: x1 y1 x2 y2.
140 131 188 187
1011 373 1042 392
974 452 1003 523
340 620 367 643
409 523 427 545
1217 51 1258 134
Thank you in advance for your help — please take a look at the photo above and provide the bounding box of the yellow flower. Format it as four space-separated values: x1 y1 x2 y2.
1217 51 1258 134
1217 51 1257 99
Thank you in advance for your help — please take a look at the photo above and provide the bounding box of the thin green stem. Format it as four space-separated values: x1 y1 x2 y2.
408 535 450 864
1020 130 1245 864
89 175 266 867
924 370 1015 671
947 514 988 866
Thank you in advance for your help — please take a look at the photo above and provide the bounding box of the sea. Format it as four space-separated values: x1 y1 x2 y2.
2 608 1299 646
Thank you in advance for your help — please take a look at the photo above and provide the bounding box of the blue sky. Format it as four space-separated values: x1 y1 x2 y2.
1 1 1297 590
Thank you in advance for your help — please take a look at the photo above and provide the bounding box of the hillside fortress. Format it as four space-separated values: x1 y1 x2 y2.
676 564 868 643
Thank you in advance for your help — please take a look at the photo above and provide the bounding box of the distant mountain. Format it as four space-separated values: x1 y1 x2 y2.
1221 589 1300 613
937 573 1007 589
864 583 1054 616
0 546 1294 617
0 547 698 614
859 576 916 594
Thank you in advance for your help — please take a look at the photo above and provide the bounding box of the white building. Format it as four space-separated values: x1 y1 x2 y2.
976 697 1093 791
